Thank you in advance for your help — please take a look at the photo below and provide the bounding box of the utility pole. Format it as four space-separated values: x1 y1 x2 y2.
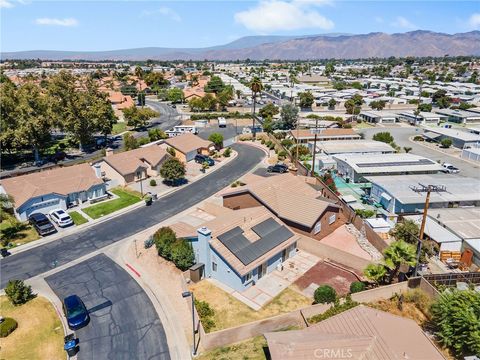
311 117 320 177
410 183 447 276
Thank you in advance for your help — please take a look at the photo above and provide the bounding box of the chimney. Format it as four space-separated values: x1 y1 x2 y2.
93 163 102 178
105 147 114 157
197 227 212 274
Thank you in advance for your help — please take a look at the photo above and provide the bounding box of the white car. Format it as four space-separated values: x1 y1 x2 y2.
442 163 460 174
49 209 74 227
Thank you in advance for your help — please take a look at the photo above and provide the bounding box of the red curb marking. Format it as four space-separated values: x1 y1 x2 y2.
125 263 141 277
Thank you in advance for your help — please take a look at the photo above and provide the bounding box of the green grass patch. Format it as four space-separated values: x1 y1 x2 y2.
112 122 128 134
82 188 141 219
69 211 88 225
197 335 267 360
0 214 39 247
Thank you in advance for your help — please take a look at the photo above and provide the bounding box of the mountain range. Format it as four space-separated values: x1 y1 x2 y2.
2 31 479 61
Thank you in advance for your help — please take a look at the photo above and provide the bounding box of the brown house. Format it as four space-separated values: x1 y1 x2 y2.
222 173 347 240
99 146 169 186
162 133 214 163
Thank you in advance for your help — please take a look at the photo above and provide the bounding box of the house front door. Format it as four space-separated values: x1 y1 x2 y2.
257 262 267 279
282 248 289 262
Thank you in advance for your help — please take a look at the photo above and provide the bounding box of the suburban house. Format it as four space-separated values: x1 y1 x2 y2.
422 127 480 149
290 128 361 144
433 108 480 124
366 174 480 214
108 91 134 110
334 153 443 183
222 173 346 239
99 146 170 186
296 74 330 86
399 110 447 125
310 140 395 156
264 305 444 360
358 110 398 124
174 206 299 293
0 163 106 221
161 133 214 162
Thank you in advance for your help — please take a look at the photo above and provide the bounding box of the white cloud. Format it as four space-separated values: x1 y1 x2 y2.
141 7 181 22
468 13 480 29
35 18 78 27
234 0 334 33
0 0 14 8
391 16 417 29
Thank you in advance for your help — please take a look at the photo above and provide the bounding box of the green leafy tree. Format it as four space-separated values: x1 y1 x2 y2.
202 93 218 111
430 288 480 357
167 87 184 103
384 241 417 283
390 219 419 244
363 263 387 285
440 137 453 148
278 103 298 130
171 240 195 271
204 76 225 94
123 106 158 129
153 227 177 260
137 92 146 106
16 82 52 162
5 280 35 305
314 285 337 304
262 116 274 134
144 72 169 88
208 132 224 149
160 158 186 184
369 100 386 110
328 98 337 109
0 77 20 154
259 103 279 119
123 133 138 150
217 86 234 110
148 128 168 141
324 62 335 76
298 91 314 109
372 131 394 144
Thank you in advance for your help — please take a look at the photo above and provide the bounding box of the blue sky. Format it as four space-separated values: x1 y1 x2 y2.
1 0 479 52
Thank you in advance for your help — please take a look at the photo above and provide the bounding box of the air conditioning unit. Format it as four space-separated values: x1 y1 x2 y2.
277 263 284 271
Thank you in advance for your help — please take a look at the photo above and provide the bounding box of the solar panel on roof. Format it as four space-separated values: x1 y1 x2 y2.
251 218 281 237
217 218 294 266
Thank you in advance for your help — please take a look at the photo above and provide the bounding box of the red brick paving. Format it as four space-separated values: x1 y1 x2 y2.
294 261 359 295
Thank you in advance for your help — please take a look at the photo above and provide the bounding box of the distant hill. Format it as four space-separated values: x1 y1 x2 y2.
2 31 479 61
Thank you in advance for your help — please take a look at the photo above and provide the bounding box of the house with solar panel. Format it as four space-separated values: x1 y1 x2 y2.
183 207 299 292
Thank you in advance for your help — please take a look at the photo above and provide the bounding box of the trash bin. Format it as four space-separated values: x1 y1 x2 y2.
64 334 79 357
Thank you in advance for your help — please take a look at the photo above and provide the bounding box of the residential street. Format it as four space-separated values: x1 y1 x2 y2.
360 126 480 179
133 100 182 139
0 143 265 288
45 254 170 360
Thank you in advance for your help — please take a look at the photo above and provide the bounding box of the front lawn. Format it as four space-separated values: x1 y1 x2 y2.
82 188 142 219
112 122 128 134
69 211 89 225
189 281 311 332
197 335 267 360
0 214 39 247
0 296 64 360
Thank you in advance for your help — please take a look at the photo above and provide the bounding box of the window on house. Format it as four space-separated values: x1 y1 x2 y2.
329 214 336 225
314 221 322 234
212 261 217 272
244 272 252 282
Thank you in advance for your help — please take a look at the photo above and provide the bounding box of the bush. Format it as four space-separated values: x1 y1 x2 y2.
170 240 195 271
166 147 176 157
413 135 424 141
223 147 232 157
440 137 453 148
309 296 359 324
355 209 375 219
5 280 35 305
153 227 177 260
281 139 294 149
350 281 366 294
0 318 18 337
314 285 337 304
195 299 216 332
149 179 157 186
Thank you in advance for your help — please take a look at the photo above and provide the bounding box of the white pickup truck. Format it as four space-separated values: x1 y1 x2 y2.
442 163 460 174
218 117 227 128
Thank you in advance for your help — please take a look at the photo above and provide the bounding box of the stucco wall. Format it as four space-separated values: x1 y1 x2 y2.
100 161 127 186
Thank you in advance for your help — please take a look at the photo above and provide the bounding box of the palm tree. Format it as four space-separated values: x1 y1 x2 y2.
363 263 387 286
235 89 242 100
134 66 144 80
384 241 417 283
249 76 263 140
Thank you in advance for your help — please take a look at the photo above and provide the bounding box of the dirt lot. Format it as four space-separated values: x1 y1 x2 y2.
294 261 360 296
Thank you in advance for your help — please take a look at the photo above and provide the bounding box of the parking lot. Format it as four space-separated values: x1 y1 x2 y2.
45 254 170 360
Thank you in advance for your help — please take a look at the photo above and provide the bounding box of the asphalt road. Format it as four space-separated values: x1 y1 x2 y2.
359 126 480 179
46 254 170 360
0 143 264 288
134 100 182 139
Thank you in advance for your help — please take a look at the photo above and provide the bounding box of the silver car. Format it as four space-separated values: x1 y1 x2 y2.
49 209 74 227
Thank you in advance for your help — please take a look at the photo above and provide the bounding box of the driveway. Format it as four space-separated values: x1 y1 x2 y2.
46 254 170 360
1 143 264 287
359 126 480 179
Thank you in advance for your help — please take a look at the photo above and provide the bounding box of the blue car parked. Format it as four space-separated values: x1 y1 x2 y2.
63 295 90 330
